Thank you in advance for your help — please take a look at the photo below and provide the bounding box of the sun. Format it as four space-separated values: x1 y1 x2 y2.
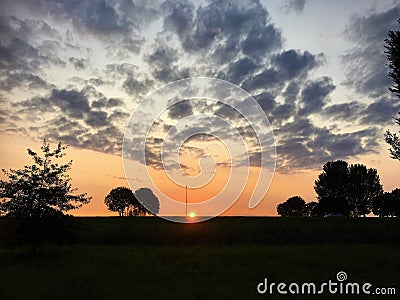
189 211 196 218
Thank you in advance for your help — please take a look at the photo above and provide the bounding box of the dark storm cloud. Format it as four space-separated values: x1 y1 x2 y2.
341 5 400 98
299 76 335 115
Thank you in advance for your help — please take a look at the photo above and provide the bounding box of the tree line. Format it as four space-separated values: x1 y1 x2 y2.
277 160 400 217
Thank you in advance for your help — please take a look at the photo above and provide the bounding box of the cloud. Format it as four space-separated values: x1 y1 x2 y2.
241 68 282 92
299 76 335 115
0 0 394 175
10 0 161 55
163 0 195 35
282 0 307 14
69 57 89 71
323 101 364 121
276 117 379 173
0 16 64 72
144 42 191 83
168 101 193 120
323 97 400 125
49 88 91 119
226 57 258 84
271 50 324 79
0 72 50 91
341 5 400 98
241 24 282 59
163 0 282 64
15 85 127 155
360 97 400 124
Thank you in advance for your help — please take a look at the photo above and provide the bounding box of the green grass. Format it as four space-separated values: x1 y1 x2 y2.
0 217 399 299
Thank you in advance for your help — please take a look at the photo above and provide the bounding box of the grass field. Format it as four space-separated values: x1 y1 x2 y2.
0 217 399 299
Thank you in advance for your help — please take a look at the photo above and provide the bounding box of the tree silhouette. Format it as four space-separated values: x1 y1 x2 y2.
0 140 91 252
277 196 306 217
347 164 383 217
305 201 323 217
314 160 350 216
372 189 400 217
134 188 160 216
104 187 139 216
384 18 400 160
314 160 383 217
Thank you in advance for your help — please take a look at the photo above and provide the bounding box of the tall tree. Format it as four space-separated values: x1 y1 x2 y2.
305 201 323 217
314 160 383 217
0 140 91 252
372 189 400 217
347 164 383 217
314 160 350 216
277 196 306 217
384 18 400 160
104 187 138 216
134 188 160 216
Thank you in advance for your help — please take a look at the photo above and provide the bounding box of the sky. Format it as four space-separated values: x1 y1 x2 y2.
0 0 399 217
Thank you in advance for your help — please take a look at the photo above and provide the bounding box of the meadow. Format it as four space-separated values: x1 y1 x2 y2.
0 217 399 299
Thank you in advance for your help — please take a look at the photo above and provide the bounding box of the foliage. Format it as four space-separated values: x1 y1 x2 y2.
372 188 400 217
104 187 139 216
104 186 160 216
305 201 323 217
276 196 306 217
314 160 383 217
134 188 160 216
0 140 91 251
314 160 351 216
384 18 400 160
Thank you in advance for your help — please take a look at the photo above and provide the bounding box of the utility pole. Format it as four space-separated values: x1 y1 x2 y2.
185 185 188 217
